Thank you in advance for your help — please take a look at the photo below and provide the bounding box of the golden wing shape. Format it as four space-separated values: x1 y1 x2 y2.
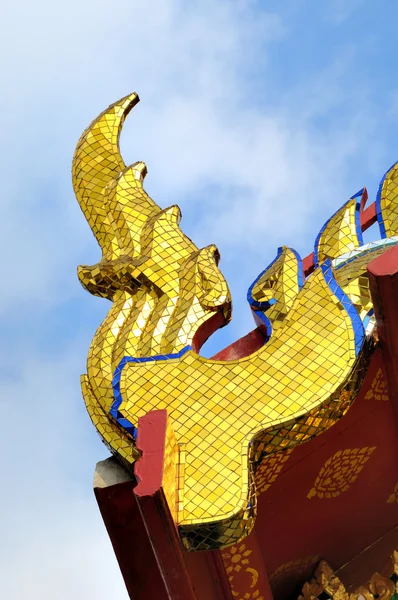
116 258 373 549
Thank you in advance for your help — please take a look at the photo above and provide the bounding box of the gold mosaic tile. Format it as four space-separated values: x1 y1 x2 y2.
72 94 231 469
248 246 302 336
72 94 398 550
118 266 372 547
314 195 362 265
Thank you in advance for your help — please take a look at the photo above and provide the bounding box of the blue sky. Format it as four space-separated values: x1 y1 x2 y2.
2 1 398 597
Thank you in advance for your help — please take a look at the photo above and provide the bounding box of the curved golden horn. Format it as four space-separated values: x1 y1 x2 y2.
72 93 139 256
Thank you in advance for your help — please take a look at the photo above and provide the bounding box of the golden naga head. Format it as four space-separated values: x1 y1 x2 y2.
73 93 230 319
73 94 398 550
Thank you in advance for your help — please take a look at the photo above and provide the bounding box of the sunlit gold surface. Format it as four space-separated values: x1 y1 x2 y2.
73 94 398 550
249 246 301 332
120 266 361 532
315 197 361 264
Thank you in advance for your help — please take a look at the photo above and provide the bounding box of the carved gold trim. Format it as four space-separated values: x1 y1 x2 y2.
297 553 398 599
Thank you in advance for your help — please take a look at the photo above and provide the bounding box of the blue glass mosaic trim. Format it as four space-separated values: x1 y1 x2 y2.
321 260 364 356
292 248 304 289
314 192 364 267
247 247 282 310
376 161 398 239
247 247 304 309
110 345 193 438
351 188 364 247
363 308 374 331
252 308 273 341
109 265 364 442
334 239 397 272
247 247 303 342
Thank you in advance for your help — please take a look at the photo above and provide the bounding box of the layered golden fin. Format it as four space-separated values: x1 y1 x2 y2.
247 246 303 334
314 195 363 265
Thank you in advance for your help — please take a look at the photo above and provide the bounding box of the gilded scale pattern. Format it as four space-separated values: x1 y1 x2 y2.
73 94 398 550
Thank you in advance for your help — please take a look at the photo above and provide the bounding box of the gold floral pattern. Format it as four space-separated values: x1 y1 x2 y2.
255 449 293 495
223 543 252 575
222 542 264 600
365 368 389 401
307 447 376 499
387 482 398 504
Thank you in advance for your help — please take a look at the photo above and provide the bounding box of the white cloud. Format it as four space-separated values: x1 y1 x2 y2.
0 0 286 314
0 346 128 599
0 0 385 317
